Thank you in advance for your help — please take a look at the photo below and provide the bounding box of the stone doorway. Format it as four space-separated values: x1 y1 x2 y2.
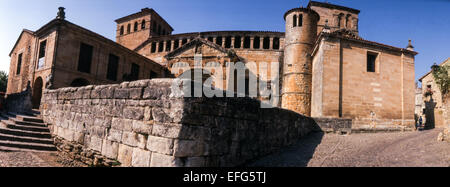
32 77 43 109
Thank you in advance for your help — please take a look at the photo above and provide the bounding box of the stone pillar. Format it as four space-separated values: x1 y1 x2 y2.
240 37 244 49
250 37 255 49
269 37 274 50
231 37 235 48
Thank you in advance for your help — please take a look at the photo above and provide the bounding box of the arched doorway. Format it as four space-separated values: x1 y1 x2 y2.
70 78 90 87
32 77 43 109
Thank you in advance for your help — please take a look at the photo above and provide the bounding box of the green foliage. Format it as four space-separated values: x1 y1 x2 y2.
0 71 7 92
432 64 450 98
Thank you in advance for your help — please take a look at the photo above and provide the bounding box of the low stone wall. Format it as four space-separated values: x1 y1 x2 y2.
5 88 32 113
41 79 320 167
314 118 352 134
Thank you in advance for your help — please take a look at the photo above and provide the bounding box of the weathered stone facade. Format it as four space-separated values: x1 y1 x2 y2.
41 79 320 167
419 58 450 129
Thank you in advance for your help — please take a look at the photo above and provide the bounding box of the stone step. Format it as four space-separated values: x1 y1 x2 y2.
0 145 56 153
14 115 44 124
0 126 52 139
3 121 50 133
0 132 54 145
0 139 56 152
9 118 47 128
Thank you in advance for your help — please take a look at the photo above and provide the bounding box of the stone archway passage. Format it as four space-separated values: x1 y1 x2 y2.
32 77 43 109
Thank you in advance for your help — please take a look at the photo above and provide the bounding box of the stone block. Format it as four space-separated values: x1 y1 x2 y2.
117 144 133 167
173 140 208 157
102 140 119 159
147 136 174 155
131 148 151 167
132 120 153 135
151 123 182 139
89 136 103 152
150 153 184 167
111 118 133 131
129 88 143 100
123 107 144 120
122 131 147 149
114 88 129 99
107 128 123 142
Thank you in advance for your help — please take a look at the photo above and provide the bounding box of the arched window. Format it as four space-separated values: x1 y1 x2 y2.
141 20 146 29
293 15 297 27
263 37 270 49
127 24 131 34
207 37 214 42
120 26 124 35
273 37 280 50
253 36 260 49
299 14 303 27
134 22 138 32
346 14 352 28
182 38 188 45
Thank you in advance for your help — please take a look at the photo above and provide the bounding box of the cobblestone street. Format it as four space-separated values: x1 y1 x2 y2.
249 129 450 167
1 129 450 167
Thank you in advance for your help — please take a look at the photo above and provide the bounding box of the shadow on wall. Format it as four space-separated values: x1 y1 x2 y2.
424 96 437 130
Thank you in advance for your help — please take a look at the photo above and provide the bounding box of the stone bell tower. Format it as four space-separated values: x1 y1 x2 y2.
281 7 320 116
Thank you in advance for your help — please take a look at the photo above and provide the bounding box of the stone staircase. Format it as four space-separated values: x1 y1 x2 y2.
0 110 56 152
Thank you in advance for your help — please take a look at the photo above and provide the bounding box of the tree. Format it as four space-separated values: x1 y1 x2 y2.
432 64 450 99
0 71 7 92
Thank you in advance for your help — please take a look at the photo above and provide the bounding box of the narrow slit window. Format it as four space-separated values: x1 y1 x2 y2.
107 54 119 81
244 36 251 49
299 14 303 27
127 24 131 34
173 40 179 49
120 26 124 35
367 52 378 73
225 36 232 48
134 22 138 32
165 40 172 52
216 36 223 46
151 42 157 53
273 37 280 50
293 15 297 27
253 36 260 49
77 43 94 74
16 53 23 75
37 40 47 69
234 36 241 48
263 37 270 49
158 41 164 52
141 20 146 29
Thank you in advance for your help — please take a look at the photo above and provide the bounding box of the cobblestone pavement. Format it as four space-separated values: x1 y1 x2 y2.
249 129 450 167
0 151 63 167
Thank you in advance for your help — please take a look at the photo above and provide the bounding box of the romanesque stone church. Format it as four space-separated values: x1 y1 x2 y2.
7 1 418 128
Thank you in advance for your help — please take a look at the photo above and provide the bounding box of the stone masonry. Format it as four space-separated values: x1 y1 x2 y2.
40 79 320 167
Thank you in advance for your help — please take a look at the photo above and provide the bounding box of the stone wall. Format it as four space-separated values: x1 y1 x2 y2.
5 87 33 113
41 79 320 167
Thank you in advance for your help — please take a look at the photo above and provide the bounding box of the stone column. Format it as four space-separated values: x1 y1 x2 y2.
269 37 274 50
250 37 255 49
